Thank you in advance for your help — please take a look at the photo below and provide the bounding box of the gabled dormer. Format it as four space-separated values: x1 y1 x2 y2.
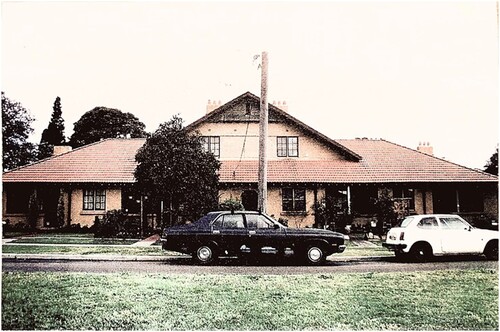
187 92 361 162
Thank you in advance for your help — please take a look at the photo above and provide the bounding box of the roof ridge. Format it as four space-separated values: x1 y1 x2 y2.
379 138 499 179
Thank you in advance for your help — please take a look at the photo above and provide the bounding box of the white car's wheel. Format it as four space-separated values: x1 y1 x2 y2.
484 241 498 261
409 243 433 263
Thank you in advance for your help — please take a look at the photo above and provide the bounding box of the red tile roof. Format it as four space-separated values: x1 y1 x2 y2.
221 139 497 184
2 139 146 184
3 138 496 184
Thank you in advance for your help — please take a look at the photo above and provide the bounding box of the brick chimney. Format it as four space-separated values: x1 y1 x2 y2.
272 100 288 112
206 99 222 114
53 145 72 156
417 142 433 156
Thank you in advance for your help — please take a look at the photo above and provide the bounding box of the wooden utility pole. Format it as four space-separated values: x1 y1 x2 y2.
258 51 269 213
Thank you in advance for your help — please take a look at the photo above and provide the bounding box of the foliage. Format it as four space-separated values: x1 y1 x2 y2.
219 198 245 211
2 270 498 330
56 190 66 228
28 190 39 230
372 188 397 236
93 209 141 238
38 96 67 160
69 106 147 148
1 92 38 171
312 195 350 232
134 115 220 224
484 147 498 176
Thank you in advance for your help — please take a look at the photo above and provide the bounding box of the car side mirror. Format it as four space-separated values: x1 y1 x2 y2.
274 224 280 230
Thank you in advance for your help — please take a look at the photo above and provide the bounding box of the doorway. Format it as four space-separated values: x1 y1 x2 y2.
241 190 258 211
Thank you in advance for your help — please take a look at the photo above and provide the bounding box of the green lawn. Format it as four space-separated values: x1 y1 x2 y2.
1 245 174 256
10 237 137 245
2 269 498 330
3 236 392 258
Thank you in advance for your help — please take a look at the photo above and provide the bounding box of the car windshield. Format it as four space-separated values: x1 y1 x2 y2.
398 216 415 228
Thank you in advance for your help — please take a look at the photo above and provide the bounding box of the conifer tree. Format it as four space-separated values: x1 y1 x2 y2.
39 96 66 159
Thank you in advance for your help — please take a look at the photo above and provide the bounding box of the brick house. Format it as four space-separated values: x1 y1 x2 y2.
2 92 498 230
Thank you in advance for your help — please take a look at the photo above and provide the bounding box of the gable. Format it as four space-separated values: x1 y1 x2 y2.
187 92 361 161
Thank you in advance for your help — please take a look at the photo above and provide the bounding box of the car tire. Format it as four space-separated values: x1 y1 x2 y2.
304 244 326 265
484 241 498 261
193 244 217 265
409 243 433 263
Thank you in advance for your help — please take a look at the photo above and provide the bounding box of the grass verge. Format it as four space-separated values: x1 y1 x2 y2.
2 269 498 330
1 245 179 256
10 237 137 245
3 240 391 258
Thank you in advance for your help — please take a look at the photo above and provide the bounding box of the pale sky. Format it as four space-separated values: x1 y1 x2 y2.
1 1 498 170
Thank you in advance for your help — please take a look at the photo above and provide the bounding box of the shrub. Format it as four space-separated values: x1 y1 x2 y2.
218 198 245 211
93 210 143 238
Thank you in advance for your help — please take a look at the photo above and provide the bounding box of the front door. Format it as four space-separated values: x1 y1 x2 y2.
241 190 258 211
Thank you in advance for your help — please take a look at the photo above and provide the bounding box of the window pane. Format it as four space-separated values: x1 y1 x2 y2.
222 214 245 229
440 217 468 230
83 190 94 210
282 188 294 211
277 137 287 157
417 217 438 229
287 137 298 157
211 136 220 157
94 190 106 210
294 189 306 211
201 137 209 152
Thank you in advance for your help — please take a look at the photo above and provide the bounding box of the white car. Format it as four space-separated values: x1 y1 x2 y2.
383 214 498 262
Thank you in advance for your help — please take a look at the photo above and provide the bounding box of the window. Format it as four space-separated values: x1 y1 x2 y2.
83 189 106 210
6 186 31 214
246 214 273 229
277 136 298 157
213 214 245 229
282 188 306 212
201 136 220 157
417 217 438 229
440 217 469 230
393 188 415 211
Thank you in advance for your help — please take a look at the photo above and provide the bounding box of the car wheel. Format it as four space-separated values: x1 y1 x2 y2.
409 243 433 263
305 245 326 265
193 244 217 264
484 241 498 261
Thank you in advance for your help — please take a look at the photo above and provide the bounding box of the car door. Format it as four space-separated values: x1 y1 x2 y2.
245 214 285 255
211 213 247 254
439 216 482 254
414 217 442 253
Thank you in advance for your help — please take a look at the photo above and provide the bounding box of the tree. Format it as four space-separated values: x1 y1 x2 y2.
2 92 38 171
373 188 397 237
134 115 220 224
69 106 147 148
484 148 498 176
38 96 66 159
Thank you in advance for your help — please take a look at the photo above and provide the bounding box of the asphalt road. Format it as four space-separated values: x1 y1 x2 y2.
2 256 497 275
